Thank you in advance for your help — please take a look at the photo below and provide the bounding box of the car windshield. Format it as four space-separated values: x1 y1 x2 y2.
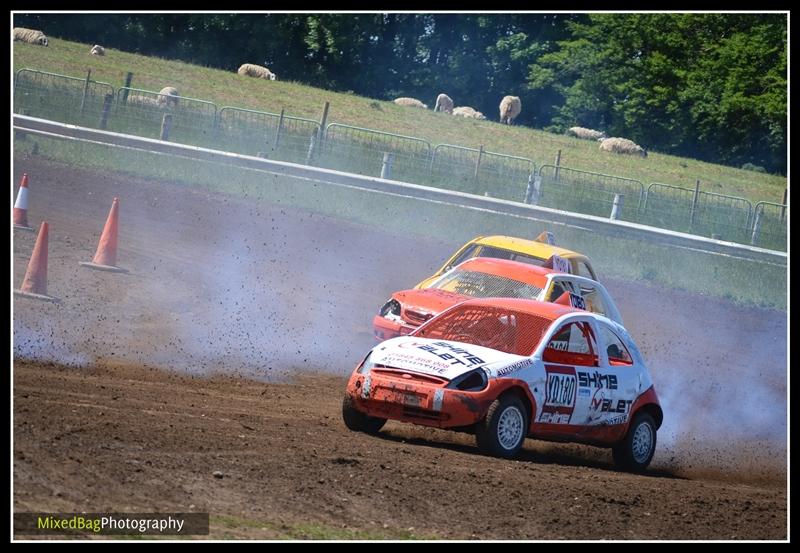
429 269 544 300
414 305 553 356
476 245 548 267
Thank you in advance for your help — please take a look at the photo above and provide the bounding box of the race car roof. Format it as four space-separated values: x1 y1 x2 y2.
454 296 583 321
449 257 555 287
475 235 583 259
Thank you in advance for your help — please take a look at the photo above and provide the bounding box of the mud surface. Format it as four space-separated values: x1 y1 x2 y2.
13 156 787 539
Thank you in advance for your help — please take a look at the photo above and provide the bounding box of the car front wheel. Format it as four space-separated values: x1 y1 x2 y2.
475 395 528 458
342 394 386 435
612 412 657 472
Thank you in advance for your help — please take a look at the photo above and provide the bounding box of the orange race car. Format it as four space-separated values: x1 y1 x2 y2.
374 256 622 341
345 298 662 472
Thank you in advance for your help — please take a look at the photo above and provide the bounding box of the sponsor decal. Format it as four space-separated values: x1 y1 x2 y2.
548 340 569 351
538 365 577 424
416 341 486 367
380 352 451 374
605 413 629 425
551 255 571 274
587 387 632 423
496 358 533 376
577 371 618 390
569 293 586 310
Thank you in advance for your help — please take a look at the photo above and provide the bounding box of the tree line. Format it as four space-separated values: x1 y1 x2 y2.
15 13 787 173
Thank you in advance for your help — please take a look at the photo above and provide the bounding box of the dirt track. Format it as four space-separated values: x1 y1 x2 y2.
12 154 788 539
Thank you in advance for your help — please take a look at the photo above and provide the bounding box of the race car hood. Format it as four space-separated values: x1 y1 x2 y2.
393 288 467 324
369 336 528 381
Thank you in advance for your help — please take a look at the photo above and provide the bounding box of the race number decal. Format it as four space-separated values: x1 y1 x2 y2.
551 255 570 274
569 293 586 310
538 365 577 424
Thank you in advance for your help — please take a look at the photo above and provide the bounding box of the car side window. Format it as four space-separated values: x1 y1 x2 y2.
578 261 596 280
548 281 566 302
542 321 598 367
599 324 633 366
578 283 607 317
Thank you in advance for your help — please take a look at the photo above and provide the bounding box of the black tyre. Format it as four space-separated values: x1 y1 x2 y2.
342 394 386 435
612 412 657 473
475 394 528 458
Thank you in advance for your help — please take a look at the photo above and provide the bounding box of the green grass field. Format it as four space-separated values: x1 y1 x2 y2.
13 37 787 205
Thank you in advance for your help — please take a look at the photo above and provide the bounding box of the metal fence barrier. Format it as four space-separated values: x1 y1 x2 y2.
216 106 320 165
641 183 754 244
320 124 433 183
12 67 787 252
537 165 645 222
13 69 115 128
750 201 788 251
430 144 535 202
113 87 218 147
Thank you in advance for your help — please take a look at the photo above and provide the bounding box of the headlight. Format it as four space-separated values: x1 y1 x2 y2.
379 299 403 323
357 352 378 374
446 368 488 391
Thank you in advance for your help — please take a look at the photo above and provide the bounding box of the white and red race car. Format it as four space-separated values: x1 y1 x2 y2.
344 297 662 472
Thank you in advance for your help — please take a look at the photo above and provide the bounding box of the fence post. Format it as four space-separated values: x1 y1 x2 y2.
16 109 30 140
524 172 542 205
98 93 113 129
273 108 285 152
554 149 562 181
428 146 437 175
689 179 701 228
750 207 762 246
780 188 787 222
160 113 172 141
79 69 92 115
121 72 133 104
318 101 330 143
381 152 394 180
610 194 624 220
473 145 484 182
306 132 317 166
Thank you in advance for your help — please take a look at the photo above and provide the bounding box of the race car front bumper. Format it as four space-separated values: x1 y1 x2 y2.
346 369 493 429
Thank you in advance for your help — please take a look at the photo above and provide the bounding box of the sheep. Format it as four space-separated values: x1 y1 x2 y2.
567 126 607 141
599 137 648 158
434 93 454 114
394 97 428 109
126 95 162 109
13 27 48 46
237 63 277 81
90 44 105 56
452 106 487 120
157 86 179 109
499 95 521 125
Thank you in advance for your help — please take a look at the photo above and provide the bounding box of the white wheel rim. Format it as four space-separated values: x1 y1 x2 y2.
497 406 524 450
632 421 654 463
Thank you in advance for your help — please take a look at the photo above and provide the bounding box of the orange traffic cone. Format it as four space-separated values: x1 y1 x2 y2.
14 221 60 303
80 197 128 273
13 173 34 232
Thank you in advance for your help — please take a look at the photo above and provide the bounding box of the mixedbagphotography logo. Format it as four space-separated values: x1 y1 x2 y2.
14 513 210 536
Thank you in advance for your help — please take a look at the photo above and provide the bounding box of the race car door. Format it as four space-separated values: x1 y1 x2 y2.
587 319 641 427
535 319 599 430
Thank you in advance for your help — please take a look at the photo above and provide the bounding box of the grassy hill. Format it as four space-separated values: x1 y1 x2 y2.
13 37 787 205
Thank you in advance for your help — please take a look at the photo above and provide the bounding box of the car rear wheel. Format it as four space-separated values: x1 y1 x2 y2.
475 395 528 458
342 394 386 435
612 412 657 472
